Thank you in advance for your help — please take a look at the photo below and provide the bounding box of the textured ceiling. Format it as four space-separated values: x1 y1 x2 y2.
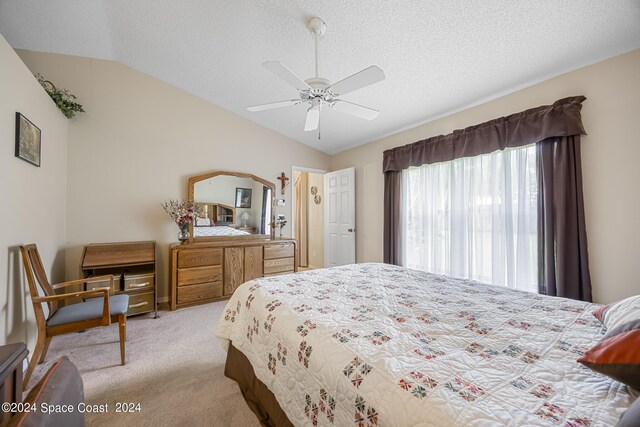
1 1 639 154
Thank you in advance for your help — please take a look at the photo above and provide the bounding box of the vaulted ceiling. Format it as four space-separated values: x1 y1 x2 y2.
1 1 639 154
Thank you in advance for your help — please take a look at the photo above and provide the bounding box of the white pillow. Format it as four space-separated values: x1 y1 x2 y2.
598 294 640 331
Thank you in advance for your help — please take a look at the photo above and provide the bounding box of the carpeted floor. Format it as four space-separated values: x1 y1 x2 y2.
29 301 261 427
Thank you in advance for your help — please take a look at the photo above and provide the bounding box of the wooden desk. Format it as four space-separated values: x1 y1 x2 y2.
80 241 158 318
0 343 28 427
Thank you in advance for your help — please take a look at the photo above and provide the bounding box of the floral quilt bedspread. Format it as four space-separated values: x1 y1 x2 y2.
215 263 634 426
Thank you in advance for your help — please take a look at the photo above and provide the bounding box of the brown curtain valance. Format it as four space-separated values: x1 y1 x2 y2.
383 96 586 173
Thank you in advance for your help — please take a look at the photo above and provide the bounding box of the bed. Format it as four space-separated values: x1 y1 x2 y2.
215 263 635 426
193 225 250 237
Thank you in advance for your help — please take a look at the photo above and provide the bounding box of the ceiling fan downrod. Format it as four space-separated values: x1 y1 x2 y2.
307 17 326 79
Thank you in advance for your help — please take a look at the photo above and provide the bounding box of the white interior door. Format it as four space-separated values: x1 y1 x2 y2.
324 167 355 266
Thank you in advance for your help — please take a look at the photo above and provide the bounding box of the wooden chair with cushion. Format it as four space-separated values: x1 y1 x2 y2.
20 244 129 389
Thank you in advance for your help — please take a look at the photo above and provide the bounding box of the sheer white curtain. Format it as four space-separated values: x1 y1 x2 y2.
401 145 538 292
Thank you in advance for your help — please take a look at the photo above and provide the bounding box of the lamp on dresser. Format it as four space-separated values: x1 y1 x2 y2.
240 211 250 227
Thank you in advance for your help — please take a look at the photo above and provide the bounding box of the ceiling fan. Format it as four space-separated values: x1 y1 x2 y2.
247 17 385 138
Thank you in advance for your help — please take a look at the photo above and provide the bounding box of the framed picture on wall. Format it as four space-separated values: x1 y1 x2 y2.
235 187 252 208
15 112 41 167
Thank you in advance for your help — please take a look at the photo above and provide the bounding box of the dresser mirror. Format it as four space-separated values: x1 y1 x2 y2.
188 171 275 241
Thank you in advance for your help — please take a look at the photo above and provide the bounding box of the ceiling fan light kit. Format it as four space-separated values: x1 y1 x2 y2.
247 17 385 139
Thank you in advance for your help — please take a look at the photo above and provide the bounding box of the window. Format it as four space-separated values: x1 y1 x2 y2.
401 145 538 292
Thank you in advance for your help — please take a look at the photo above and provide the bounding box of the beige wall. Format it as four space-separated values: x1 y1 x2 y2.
9 46 639 306
331 48 640 304
16 49 331 302
0 36 68 348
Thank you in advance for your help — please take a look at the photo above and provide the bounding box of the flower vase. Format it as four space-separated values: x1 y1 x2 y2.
178 224 190 243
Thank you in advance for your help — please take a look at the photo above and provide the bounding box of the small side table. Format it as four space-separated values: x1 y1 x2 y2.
0 343 28 427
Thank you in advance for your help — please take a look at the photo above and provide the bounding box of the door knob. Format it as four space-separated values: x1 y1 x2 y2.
348 228 355 232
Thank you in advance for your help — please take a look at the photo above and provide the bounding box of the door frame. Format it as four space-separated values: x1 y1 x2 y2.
290 165 328 242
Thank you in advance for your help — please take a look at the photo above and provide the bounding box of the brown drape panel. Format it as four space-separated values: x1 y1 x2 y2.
383 96 592 301
537 136 592 302
383 171 402 265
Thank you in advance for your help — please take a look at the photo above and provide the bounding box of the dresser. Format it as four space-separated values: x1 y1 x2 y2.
80 241 158 317
170 238 297 310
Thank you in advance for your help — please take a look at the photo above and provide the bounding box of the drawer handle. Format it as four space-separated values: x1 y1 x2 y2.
129 282 150 288
129 301 149 308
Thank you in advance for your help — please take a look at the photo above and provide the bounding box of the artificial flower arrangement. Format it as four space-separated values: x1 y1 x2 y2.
35 74 85 119
162 200 201 242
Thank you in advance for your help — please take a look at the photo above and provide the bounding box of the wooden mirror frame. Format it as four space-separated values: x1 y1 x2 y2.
187 171 276 242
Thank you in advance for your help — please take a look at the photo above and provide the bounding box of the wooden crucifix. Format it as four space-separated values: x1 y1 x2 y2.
277 172 289 195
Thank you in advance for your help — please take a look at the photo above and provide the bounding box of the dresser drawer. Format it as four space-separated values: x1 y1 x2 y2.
127 291 154 316
264 243 294 260
85 274 121 293
177 265 222 286
178 248 222 268
177 282 223 305
264 257 295 275
123 272 154 292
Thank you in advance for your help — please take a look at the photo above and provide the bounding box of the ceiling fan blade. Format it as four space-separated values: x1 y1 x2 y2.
331 100 379 120
304 106 320 131
247 99 301 112
328 66 385 96
263 61 311 91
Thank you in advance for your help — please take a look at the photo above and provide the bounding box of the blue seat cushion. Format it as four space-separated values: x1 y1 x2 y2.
48 294 129 326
